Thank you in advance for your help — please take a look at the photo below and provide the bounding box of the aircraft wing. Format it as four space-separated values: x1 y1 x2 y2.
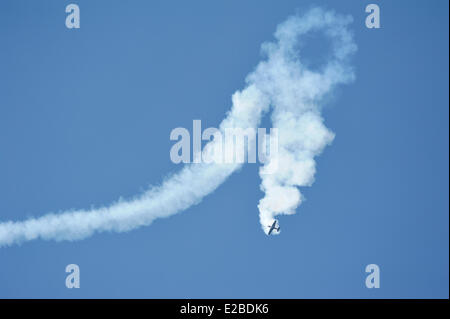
268 221 276 235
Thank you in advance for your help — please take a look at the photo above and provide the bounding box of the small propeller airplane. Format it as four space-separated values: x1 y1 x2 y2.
267 220 280 235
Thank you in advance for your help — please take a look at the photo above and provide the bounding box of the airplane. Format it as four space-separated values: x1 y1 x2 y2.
267 220 280 235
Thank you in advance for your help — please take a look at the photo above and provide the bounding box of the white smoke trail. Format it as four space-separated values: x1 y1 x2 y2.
0 8 356 246
253 8 357 233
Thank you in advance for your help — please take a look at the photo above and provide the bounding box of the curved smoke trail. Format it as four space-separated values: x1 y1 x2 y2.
0 8 356 246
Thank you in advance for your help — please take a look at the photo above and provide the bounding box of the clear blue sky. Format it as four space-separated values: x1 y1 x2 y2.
0 0 448 298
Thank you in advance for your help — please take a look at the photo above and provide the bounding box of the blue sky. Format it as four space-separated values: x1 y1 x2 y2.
0 0 448 298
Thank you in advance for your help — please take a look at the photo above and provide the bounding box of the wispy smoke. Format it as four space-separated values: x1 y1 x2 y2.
253 8 357 233
0 8 356 246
